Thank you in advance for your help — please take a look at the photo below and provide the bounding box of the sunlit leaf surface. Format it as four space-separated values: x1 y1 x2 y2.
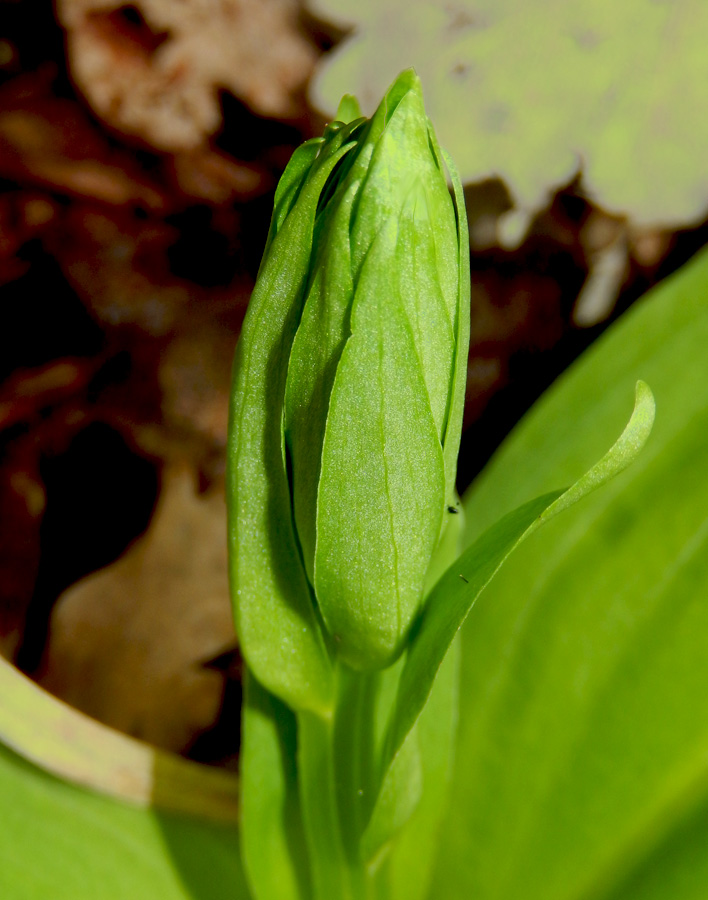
433 248 708 898
0 742 249 900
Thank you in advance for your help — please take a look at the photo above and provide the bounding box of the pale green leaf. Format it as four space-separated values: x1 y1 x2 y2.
0 656 246 899
0 655 239 822
311 0 708 228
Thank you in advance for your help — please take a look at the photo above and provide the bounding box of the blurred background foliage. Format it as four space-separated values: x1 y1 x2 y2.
1 0 707 805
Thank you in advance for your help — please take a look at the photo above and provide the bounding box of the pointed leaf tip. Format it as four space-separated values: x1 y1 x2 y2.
335 93 362 124
540 379 655 525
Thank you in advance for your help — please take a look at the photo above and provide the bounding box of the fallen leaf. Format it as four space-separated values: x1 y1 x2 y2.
59 0 319 150
39 465 236 755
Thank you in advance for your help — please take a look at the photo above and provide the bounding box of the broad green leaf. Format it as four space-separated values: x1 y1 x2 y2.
379 380 653 786
431 247 708 899
602 800 708 900
240 673 309 900
311 0 708 229
0 659 250 900
0 743 248 900
0 656 247 899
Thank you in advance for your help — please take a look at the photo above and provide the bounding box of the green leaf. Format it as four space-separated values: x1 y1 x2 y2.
380 379 654 790
0 656 247 899
285 177 359 585
227 134 355 715
0 743 247 900
297 710 356 900
439 147 471 506
267 139 324 255
311 0 708 229
431 247 708 899
395 178 456 440
0 655 239 821
362 718 423 870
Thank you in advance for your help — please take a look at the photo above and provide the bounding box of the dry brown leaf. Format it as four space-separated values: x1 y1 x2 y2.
58 0 319 151
39 465 236 754
0 72 167 209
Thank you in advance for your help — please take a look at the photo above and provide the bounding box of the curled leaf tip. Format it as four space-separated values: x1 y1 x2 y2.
632 379 656 444
541 380 655 525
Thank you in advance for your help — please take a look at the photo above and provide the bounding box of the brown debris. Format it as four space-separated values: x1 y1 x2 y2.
58 0 319 151
39 465 235 754
0 72 168 210
0 360 94 431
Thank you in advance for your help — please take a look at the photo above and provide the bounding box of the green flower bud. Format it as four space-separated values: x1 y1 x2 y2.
228 70 469 699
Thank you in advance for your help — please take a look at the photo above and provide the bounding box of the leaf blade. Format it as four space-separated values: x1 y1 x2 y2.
431 247 708 900
380 381 654 786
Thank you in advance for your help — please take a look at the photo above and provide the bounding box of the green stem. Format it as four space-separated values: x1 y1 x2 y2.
297 709 368 900
333 665 380 854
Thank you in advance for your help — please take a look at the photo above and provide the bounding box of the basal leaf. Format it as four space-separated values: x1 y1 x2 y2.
432 247 708 899
0 744 247 900
0 655 247 899
0 655 239 821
